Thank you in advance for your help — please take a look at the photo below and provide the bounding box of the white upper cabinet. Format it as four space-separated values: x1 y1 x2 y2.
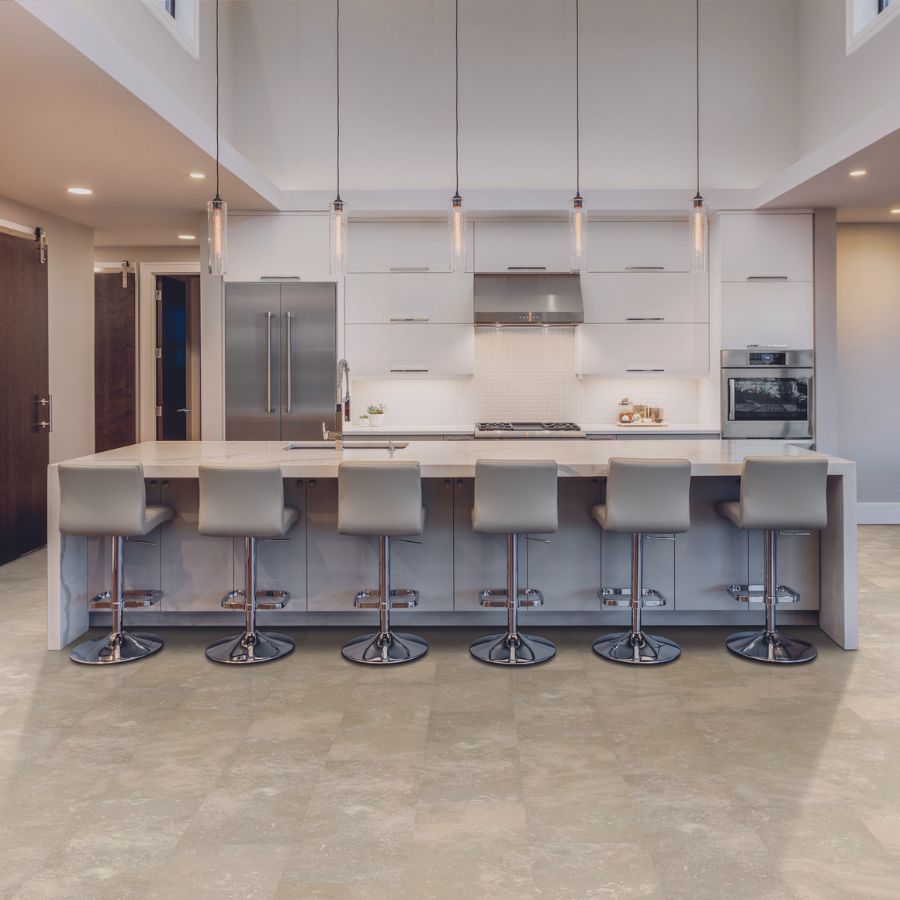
346 222 451 273
586 221 690 273
581 273 708 324
225 213 332 283
721 282 814 349
345 324 475 378
345 274 473 324
719 213 813 282
577 324 710 377
473 221 571 273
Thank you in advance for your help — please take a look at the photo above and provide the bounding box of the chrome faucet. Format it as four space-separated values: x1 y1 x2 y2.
323 358 351 448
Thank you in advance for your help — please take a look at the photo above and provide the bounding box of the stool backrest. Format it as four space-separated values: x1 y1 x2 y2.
338 462 423 536
473 460 558 534
739 456 828 530
604 458 691 534
198 465 287 537
59 463 148 537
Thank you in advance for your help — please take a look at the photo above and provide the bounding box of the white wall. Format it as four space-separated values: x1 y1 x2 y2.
836 223 900 519
232 0 800 193
797 0 900 155
0 194 94 463
95 245 200 264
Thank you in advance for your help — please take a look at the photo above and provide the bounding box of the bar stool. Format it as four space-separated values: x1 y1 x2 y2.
717 456 828 664
59 463 173 665
591 458 691 665
198 464 298 665
469 460 558 666
338 461 428 665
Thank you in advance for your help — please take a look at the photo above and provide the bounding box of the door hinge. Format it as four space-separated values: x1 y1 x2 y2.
155 405 162 417
155 289 162 302
155 347 162 359
35 227 47 264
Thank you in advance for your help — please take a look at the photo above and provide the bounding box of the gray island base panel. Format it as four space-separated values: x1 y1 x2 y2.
47 440 858 651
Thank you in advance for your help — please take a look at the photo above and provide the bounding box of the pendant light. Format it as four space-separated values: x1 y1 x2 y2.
570 0 587 272
689 0 707 272
449 0 466 272
207 0 227 275
330 0 347 274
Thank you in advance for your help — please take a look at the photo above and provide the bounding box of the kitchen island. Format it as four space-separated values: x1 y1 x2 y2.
47 439 857 651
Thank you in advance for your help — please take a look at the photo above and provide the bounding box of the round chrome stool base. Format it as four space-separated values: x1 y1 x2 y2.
469 632 556 666
205 631 295 665
341 631 429 665
592 631 681 665
726 629 817 664
70 631 164 665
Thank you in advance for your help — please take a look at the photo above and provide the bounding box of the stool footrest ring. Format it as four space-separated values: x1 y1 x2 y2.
220 589 291 611
353 588 419 610
599 587 666 609
479 588 544 608
90 589 161 610
727 584 800 604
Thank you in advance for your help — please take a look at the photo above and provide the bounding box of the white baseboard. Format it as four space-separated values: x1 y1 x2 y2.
858 503 900 525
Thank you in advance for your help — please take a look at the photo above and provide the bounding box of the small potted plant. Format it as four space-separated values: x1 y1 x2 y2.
367 403 387 427
357 414 370 428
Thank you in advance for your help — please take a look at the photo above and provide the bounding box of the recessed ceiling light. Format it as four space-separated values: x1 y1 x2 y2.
189 172 206 180
67 187 93 195
891 208 900 215
849 169 867 177
177 234 197 240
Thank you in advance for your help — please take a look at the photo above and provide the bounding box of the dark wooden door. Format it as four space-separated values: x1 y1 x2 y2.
94 272 136 451
0 229 49 565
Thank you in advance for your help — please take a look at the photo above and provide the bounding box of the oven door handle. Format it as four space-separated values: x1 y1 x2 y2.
727 379 736 422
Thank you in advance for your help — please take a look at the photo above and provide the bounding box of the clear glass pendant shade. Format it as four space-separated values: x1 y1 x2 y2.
449 195 466 272
570 195 587 272
689 195 708 273
207 198 227 275
330 199 347 274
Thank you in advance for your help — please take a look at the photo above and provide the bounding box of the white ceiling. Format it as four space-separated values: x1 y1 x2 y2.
0 3 273 246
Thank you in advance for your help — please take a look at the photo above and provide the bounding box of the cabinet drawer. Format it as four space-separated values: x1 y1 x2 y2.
473 221 571 272
587 221 690 273
720 213 813 282
345 273 473 324
225 213 331 282
722 281 814 349
577 324 709 377
346 222 451 273
346 324 475 377
581 273 708 323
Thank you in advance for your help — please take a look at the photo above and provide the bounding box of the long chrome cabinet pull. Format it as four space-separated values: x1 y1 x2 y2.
626 266 665 271
265 311 275 413
284 311 294 413
626 317 664 321
390 368 429 373
746 275 788 281
389 266 429 272
389 316 429 322
508 266 547 270
626 368 665 373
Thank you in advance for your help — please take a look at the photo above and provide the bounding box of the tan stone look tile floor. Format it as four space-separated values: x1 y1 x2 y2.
1 528 899 898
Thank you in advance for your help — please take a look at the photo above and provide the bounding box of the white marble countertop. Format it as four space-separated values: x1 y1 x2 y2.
54 440 853 479
341 423 720 435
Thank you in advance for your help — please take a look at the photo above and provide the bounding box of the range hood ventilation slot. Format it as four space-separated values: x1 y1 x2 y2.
474 272 583 326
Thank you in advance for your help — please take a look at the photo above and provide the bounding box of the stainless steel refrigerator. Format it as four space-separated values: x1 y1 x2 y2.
225 282 337 440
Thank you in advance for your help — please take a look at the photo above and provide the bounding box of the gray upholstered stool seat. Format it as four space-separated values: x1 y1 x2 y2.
198 464 299 665
591 458 691 665
469 460 558 667
717 456 828 664
59 463 174 665
338 462 428 665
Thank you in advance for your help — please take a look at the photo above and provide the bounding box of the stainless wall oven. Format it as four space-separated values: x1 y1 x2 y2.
721 349 813 441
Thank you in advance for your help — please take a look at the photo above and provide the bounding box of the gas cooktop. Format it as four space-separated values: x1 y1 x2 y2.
475 422 585 438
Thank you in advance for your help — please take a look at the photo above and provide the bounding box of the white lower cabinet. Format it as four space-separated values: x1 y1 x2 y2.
225 213 332 282
581 273 708 323
344 273 473 324
577 324 709 376
721 282 814 349
345 324 475 377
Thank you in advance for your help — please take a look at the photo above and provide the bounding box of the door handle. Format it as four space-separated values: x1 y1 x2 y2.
176 408 191 413
284 311 294 413
265 311 275 413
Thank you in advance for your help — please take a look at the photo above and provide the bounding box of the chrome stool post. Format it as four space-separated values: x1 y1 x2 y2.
199 465 298 665
591 458 691 666
59 462 172 666
717 457 827 665
338 462 428 665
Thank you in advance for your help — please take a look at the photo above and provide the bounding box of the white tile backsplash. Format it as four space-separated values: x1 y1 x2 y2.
351 327 700 429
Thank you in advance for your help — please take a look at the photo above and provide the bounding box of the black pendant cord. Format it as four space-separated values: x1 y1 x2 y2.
574 0 581 201
214 0 221 203
453 0 460 203
335 0 342 205
694 0 701 200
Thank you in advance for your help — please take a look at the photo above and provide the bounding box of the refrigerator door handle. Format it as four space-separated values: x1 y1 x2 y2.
265 311 275 413
284 311 294 413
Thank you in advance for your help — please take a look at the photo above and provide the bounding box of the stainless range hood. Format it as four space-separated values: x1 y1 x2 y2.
474 272 583 326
